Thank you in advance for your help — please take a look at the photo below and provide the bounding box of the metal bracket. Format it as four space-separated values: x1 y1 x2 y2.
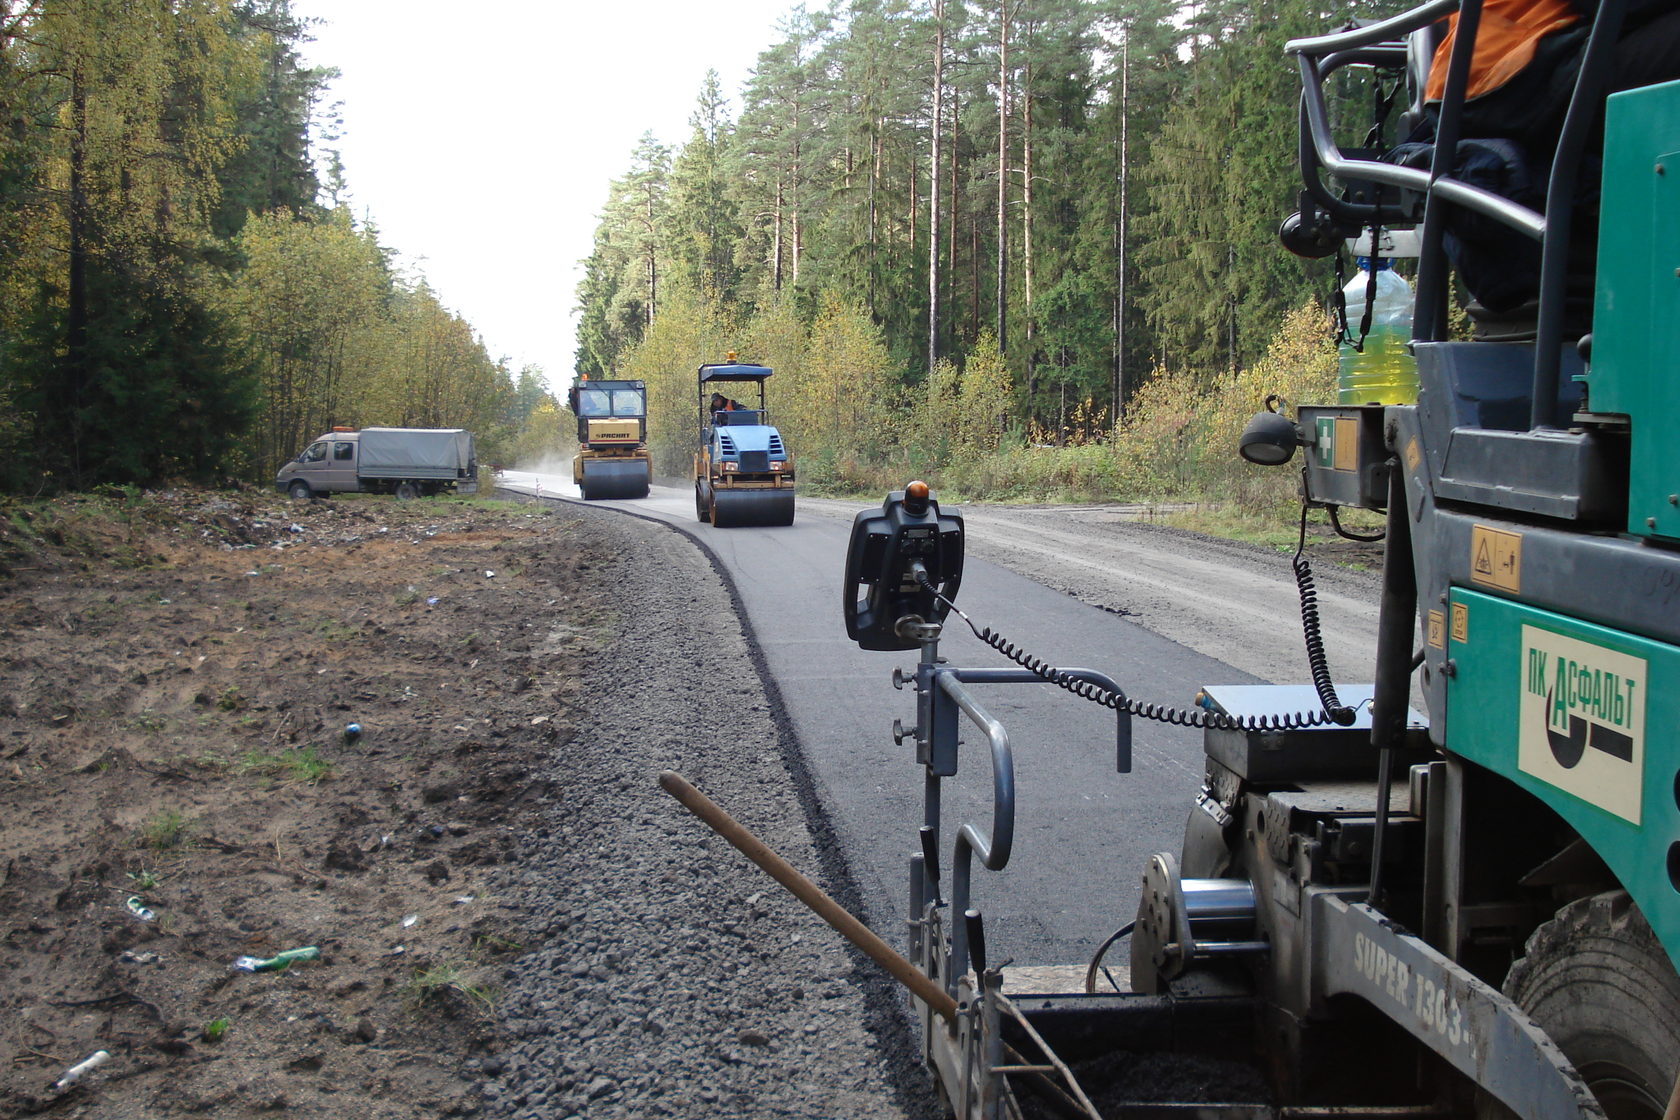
1308 893 1607 1119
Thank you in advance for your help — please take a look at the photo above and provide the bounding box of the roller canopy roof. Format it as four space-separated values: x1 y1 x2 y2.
699 363 772 382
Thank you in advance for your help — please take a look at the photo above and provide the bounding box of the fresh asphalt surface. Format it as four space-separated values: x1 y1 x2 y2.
498 471 1260 971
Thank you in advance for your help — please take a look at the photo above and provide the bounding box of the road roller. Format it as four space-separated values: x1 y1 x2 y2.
568 376 651 500
693 356 795 528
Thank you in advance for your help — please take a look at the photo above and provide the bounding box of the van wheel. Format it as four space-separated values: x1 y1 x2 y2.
288 481 312 501
395 482 419 501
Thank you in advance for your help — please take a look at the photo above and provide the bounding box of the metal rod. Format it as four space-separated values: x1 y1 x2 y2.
951 666 1132 771
939 670 1016 994
1532 0 1626 428
996 993 1104 1120
1415 0 1484 342
1279 1107 1451 1117
1367 462 1417 908
1284 0 1457 57
657 769 960 1025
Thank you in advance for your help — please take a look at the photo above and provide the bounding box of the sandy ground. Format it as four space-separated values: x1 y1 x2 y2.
0 489 601 1118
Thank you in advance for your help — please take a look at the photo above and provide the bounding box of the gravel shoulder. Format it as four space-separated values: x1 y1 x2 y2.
482 499 935 1119
0 489 931 1120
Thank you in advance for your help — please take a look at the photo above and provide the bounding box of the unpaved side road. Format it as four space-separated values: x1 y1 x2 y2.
959 506 1387 690
800 498 1391 700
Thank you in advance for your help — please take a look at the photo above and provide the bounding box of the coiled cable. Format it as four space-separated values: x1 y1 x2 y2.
912 506 1361 732
1292 505 1360 726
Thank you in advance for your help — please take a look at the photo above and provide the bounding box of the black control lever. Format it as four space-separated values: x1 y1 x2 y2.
843 481 965 651
965 909 987 976
919 825 940 896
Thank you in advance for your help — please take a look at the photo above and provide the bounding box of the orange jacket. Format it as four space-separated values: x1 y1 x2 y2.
1425 0 1583 102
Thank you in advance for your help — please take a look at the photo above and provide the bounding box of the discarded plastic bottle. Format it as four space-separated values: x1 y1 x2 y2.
1337 258 1418 406
53 1050 110 1090
233 946 321 972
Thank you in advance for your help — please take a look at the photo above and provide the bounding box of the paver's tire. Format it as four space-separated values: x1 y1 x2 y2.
1489 891 1680 1120
288 480 313 501
696 484 711 523
395 481 419 501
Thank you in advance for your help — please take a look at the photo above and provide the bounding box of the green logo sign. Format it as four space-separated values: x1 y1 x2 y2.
1519 625 1646 823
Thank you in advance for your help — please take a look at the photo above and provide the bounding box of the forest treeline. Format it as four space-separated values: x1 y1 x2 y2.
580 0 1386 508
0 0 557 493
1 0 1375 505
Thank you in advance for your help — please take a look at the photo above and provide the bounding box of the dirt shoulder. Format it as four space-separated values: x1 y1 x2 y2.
0 488 599 1118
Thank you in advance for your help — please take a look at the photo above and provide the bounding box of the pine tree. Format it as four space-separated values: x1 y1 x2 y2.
1134 0 1320 378
574 134 671 373
15 0 263 485
666 72 745 310
212 0 332 237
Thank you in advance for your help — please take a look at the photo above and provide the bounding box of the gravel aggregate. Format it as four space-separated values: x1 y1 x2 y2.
480 503 941 1119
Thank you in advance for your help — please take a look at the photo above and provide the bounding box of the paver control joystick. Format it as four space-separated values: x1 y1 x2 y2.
842 481 965 651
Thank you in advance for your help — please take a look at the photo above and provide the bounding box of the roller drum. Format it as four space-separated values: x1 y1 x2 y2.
710 488 795 528
579 459 651 500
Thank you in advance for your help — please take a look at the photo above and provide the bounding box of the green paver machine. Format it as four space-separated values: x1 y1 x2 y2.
827 3 1680 1116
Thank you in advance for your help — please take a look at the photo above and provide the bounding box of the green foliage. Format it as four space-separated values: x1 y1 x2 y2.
235 745 334 784
665 72 745 310
570 0 1372 507
614 291 731 476
222 208 390 469
139 809 197 850
1116 301 1336 509
202 1017 231 1043
575 134 673 375
403 962 498 1013
0 1 539 494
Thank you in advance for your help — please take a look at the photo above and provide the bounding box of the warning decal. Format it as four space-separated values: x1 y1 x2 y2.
1518 625 1646 824
1470 525 1522 593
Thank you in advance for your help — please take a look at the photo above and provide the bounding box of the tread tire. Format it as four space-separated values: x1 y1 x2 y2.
1500 891 1680 1120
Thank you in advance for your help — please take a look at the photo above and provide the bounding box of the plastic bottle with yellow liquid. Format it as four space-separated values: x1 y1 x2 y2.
1337 258 1418 405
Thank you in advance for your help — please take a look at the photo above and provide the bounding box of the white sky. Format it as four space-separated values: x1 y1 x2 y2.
289 1 797 395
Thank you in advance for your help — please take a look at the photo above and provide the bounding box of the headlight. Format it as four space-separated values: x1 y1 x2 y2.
721 461 738 472
769 461 785 471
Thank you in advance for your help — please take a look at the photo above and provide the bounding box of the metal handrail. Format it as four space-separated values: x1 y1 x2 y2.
1287 0 1628 427
1288 0 1547 245
936 670 1015 998
953 666 1133 771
